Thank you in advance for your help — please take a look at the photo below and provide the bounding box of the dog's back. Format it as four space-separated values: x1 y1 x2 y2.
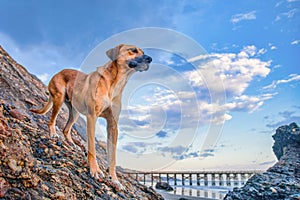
30 69 86 115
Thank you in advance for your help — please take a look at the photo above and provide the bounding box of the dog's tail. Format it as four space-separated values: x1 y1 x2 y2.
30 96 53 115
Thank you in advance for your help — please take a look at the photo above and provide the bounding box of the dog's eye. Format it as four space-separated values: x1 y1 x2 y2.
131 48 138 53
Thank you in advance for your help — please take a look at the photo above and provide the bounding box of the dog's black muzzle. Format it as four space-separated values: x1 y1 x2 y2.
128 55 152 72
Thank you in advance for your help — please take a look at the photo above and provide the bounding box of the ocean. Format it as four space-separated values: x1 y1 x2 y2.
143 179 246 200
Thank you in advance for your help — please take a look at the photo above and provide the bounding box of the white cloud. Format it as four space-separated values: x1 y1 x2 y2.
157 51 175 65
291 40 300 45
257 48 267 55
232 94 275 112
285 9 298 18
275 1 284 7
275 8 298 21
242 45 257 56
182 45 273 124
37 73 50 82
263 74 300 89
268 43 277 50
230 11 256 24
186 46 271 96
273 64 282 69
196 93 276 125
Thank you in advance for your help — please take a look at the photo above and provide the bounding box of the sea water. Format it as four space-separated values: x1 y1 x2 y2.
165 185 229 199
144 179 245 200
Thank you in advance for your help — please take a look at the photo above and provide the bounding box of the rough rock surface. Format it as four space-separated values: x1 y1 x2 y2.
224 122 300 200
0 45 163 199
155 182 174 191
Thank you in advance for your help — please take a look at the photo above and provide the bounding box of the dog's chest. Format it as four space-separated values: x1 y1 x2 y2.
111 78 127 98
102 95 111 108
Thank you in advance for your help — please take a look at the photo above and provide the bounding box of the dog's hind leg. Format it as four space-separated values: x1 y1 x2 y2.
48 92 65 137
63 101 79 145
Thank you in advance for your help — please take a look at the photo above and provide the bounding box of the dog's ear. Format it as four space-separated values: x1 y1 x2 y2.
106 44 124 61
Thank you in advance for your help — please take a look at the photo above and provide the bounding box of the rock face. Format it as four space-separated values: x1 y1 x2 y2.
272 122 300 160
155 182 174 191
224 122 300 200
0 45 163 199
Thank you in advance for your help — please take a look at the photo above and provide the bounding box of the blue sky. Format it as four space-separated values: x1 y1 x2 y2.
0 0 299 171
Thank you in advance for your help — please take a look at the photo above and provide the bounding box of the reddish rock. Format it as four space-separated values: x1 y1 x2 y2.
0 122 5 135
0 119 10 136
8 159 22 174
0 177 10 197
9 109 27 121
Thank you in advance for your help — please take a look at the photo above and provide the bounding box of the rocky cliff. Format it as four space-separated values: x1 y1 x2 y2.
0 45 163 199
224 122 300 200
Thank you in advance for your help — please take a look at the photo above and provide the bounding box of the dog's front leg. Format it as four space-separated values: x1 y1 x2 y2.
87 113 103 179
106 106 124 190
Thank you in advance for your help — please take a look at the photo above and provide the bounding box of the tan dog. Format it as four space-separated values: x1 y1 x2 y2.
30 44 152 189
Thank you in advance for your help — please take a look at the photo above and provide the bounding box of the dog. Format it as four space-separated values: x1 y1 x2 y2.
30 44 152 190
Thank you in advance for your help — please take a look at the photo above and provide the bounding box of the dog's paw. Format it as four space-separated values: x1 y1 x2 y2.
49 127 62 138
71 143 81 151
50 133 60 139
65 139 80 150
111 180 125 191
90 167 104 181
108 177 125 191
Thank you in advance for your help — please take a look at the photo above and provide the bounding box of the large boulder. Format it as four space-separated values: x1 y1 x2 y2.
155 182 174 191
225 122 300 200
272 122 300 160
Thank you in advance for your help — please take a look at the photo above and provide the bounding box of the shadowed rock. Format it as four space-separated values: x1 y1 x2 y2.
155 182 174 191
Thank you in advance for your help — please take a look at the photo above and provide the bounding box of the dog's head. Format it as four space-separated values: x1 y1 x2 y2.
106 44 152 72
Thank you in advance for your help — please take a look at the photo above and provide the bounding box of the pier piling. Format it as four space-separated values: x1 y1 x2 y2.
128 170 260 187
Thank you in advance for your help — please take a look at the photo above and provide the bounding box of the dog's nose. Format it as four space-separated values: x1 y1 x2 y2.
143 55 152 63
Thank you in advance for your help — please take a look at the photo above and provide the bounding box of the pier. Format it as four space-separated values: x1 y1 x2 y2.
126 170 261 187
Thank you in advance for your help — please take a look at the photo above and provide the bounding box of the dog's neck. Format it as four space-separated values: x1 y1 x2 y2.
96 61 135 98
